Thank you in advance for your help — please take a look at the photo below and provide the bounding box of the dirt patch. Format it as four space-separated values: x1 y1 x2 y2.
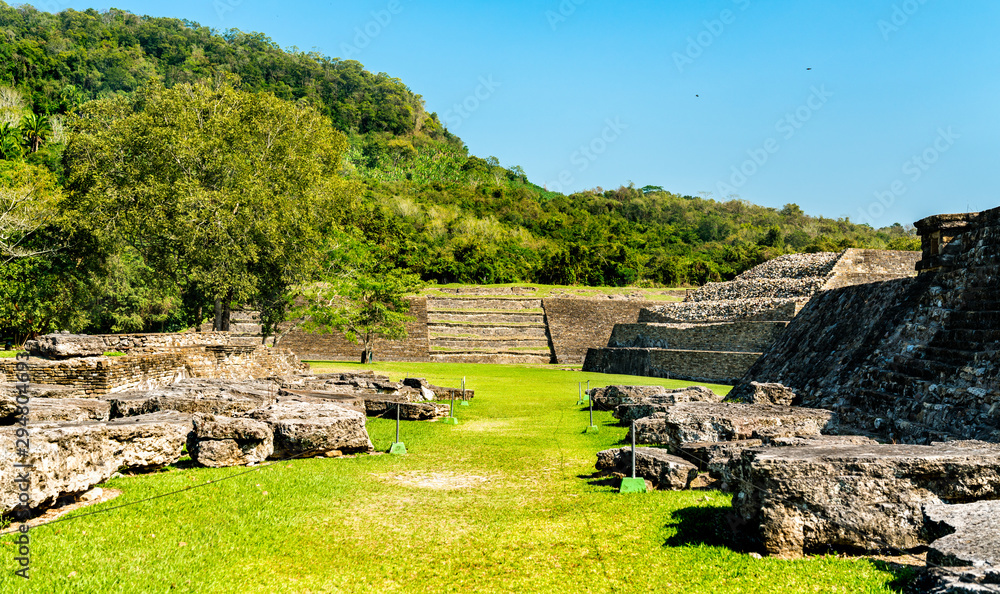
384 471 491 490
1 488 123 534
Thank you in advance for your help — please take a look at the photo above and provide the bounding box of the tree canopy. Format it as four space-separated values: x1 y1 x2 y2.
62 80 351 332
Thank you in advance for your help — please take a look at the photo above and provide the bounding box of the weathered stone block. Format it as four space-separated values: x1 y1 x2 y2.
105 379 275 418
725 382 797 406
0 411 191 512
591 384 719 411
728 442 1000 558
925 500 1000 568
595 447 698 490
24 333 106 359
629 402 835 451
188 414 273 467
243 400 373 457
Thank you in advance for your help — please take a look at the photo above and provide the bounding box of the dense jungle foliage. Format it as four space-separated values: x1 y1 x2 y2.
0 3 918 341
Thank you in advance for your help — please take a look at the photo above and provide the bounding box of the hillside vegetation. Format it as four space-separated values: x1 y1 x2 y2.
0 3 918 340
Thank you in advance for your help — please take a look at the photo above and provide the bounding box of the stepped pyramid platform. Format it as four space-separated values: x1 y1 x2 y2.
737 207 1000 443
426 297 554 364
584 249 920 384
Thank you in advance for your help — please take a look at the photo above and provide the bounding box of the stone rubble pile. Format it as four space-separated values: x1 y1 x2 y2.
638 253 842 325
590 382 1000 577
639 298 803 324
0 369 469 516
731 252 840 282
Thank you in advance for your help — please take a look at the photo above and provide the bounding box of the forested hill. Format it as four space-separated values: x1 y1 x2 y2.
0 3 918 335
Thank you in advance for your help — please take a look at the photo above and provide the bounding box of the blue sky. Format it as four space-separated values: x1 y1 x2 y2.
23 0 1000 227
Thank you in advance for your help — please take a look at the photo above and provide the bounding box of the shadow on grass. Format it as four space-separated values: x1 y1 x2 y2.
577 471 621 490
663 506 919 593
663 504 752 551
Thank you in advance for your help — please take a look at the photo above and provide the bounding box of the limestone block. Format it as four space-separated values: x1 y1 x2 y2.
188 414 273 467
595 447 698 490
728 442 1000 558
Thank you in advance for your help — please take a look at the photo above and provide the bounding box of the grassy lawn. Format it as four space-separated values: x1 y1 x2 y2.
0 362 907 593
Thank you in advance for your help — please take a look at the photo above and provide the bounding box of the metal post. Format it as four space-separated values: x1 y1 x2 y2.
578 381 582 403
589 395 594 427
396 403 400 444
618 419 645 492
631 420 637 479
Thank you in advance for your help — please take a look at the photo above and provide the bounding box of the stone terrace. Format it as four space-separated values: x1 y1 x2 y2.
584 249 919 383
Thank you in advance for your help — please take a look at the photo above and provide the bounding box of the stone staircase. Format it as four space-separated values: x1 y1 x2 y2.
426 297 554 364
847 274 1000 443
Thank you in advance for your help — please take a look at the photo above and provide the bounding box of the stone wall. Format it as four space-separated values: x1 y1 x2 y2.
821 249 920 290
583 347 760 384
739 207 1000 443
608 321 787 353
277 297 430 362
0 345 304 396
542 298 659 364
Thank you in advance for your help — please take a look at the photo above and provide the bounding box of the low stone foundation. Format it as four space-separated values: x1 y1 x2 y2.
583 347 761 384
0 345 305 396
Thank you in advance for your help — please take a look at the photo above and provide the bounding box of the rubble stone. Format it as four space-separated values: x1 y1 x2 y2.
924 500 1000 568
595 447 698 490
187 414 273 467
0 411 191 512
728 442 1000 557
243 400 373 457
23 333 106 359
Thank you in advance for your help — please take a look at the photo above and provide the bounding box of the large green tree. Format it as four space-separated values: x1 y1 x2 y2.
62 80 352 332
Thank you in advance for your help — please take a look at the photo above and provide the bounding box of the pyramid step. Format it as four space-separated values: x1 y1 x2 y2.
427 311 545 324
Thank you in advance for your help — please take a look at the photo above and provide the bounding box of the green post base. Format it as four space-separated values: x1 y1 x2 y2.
389 442 407 455
584 425 599 434
441 417 459 425
459 401 470 407
619 477 647 493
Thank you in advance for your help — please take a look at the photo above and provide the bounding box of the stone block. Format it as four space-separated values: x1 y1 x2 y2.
188 414 273 467
728 442 1000 558
24 333 106 359
242 400 373 458
595 447 698 490
0 411 191 513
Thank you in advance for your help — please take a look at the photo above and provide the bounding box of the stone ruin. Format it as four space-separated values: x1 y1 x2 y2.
587 208 1000 591
0 333 472 517
583 249 919 383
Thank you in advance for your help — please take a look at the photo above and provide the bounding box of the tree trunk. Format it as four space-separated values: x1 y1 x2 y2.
221 294 232 332
213 299 223 331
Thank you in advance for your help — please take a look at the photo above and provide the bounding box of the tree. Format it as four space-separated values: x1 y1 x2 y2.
0 123 22 161
293 235 423 363
385 138 417 167
62 80 351 333
0 161 60 261
20 113 51 153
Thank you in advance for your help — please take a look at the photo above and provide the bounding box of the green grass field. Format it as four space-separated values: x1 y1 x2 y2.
0 362 908 593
